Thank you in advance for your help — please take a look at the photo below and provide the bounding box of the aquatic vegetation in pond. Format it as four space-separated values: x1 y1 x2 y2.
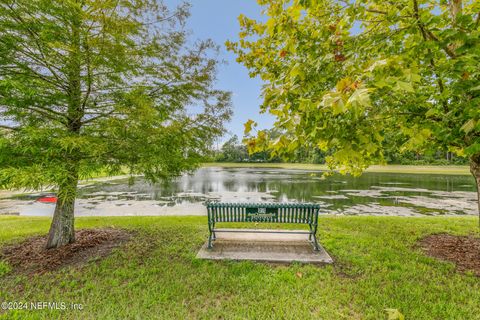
0 167 476 217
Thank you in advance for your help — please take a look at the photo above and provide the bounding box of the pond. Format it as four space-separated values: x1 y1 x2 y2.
0 167 477 217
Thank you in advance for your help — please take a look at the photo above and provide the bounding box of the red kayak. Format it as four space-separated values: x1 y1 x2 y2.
37 196 57 203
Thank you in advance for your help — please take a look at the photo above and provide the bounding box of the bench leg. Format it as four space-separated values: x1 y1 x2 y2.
310 224 320 251
207 223 214 249
311 233 320 251
207 233 213 249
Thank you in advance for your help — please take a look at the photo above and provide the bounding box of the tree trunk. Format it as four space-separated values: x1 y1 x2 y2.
470 154 480 229
46 164 79 249
46 5 83 249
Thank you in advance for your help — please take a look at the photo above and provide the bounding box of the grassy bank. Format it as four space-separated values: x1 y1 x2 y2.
203 162 472 175
1 216 479 319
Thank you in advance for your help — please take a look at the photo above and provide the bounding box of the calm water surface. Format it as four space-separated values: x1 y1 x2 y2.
1 167 477 217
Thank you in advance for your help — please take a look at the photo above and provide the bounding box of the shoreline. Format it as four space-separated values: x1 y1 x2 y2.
202 162 471 175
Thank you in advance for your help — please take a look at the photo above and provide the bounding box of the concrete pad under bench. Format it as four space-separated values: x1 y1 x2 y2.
196 229 333 264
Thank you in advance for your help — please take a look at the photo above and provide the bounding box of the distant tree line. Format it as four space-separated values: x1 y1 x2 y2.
213 131 468 165
213 135 279 163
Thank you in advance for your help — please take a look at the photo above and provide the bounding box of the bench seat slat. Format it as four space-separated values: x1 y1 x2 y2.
206 202 321 251
207 202 320 223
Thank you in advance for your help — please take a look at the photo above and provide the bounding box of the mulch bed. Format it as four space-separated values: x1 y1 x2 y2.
1 228 131 275
418 233 480 276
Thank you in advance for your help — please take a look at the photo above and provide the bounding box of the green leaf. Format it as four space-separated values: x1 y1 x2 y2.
367 59 388 72
460 119 476 134
332 98 346 114
374 79 389 88
385 309 405 320
244 119 257 135
425 108 439 117
347 88 371 108
409 73 421 83
290 64 305 80
465 143 480 156
266 18 276 35
322 93 345 114
394 81 414 93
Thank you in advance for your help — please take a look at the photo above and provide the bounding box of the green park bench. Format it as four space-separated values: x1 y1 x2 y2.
206 202 321 251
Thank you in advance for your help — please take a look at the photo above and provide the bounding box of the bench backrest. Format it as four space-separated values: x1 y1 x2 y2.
206 202 320 224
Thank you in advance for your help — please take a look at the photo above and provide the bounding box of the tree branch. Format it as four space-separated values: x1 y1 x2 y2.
26 106 67 124
4 3 65 85
412 0 457 59
366 8 387 15
0 66 65 91
0 124 19 131
141 12 182 26
412 0 449 113
81 34 93 111
81 109 116 125
449 0 462 25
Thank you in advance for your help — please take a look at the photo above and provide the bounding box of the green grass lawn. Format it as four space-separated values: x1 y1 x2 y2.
1 216 479 319
203 162 472 175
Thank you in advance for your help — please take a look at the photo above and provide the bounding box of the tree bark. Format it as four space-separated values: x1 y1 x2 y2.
46 4 83 249
46 163 79 248
470 154 480 229
449 0 462 25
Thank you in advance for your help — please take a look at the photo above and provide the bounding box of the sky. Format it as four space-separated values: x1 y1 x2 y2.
165 0 275 145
